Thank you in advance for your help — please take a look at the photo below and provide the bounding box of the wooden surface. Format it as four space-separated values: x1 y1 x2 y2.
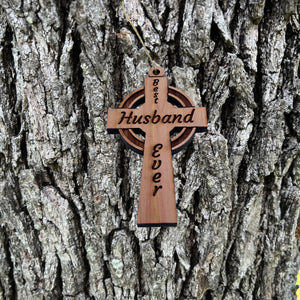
107 67 207 226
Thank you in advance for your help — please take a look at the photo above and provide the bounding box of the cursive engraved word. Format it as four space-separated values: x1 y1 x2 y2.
153 79 159 103
117 109 195 125
152 143 163 196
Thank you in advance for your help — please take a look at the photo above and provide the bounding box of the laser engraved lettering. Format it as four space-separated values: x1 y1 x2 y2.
117 109 196 125
152 160 162 170
153 79 159 86
153 185 162 197
152 143 163 157
162 114 172 124
143 115 151 124
183 109 195 123
151 143 163 196
152 173 162 183
118 111 133 124
153 84 159 104
152 110 160 124
172 114 183 123
132 115 143 124
154 93 159 103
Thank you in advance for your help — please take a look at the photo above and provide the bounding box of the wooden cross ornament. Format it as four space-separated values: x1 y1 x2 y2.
107 67 207 227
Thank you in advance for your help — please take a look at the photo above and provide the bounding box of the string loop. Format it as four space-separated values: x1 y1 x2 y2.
122 1 157 71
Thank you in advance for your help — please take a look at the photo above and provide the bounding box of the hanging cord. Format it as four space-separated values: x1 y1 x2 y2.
122 1 157 71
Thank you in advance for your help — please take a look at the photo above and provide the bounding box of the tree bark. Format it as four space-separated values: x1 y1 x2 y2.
0 0 299 299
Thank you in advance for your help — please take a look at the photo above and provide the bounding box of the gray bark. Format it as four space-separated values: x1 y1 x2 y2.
0 0 299 299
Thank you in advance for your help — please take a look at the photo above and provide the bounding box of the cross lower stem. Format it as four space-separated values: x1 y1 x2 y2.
137 126 177 226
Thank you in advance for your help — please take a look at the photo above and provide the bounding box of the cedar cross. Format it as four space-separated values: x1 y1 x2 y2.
107 67 207 227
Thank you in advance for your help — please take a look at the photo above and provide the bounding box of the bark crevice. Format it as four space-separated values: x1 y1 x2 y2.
56 0 71 74
1 24 20 137
71 26 89 173
1 226 17 299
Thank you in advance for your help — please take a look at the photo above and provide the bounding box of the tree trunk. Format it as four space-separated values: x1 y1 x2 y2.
0 0 299 299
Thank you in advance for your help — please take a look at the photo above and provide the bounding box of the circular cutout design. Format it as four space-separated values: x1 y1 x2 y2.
119 86 196 154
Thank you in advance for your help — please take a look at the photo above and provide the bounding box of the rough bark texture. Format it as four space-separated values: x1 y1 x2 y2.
0 0 299 299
